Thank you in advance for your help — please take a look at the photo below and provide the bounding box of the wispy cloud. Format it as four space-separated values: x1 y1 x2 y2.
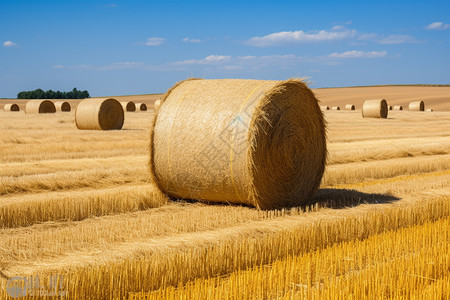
65 50 394 73
144 37 165 46
182 37 202 43
172 55 231 65
105 4 117 8
245 27 357 47
328 50 387 58
378 35 419 44
53 65 64 69
425 22 450 30
3 41 17 47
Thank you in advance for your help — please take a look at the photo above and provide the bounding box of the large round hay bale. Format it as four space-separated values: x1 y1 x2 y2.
331 106 340 110
345 104 355 110
54 101 71 112
3 103 20 112
409 101 425 111
150 78 327 210
393 105 403 111
121 101 136 112
154 99 161 110
75 98 124 130
136 103 147 111
362 99 388 118
25 100 56 114
320 105 329 110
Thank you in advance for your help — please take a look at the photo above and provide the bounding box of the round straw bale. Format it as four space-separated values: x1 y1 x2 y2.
362 99 388 118
75 98 124 130
320 105 329 110
120 101 136 112
25 100 56 114
426 108 433 112
393 105 403 111
345 104 355 110
409 101 425 111
54 101 71 112
154 99 161 110
331 106 340 110
150 79 327 210
136 103 147 111
388 105 393 110
3 103 20 112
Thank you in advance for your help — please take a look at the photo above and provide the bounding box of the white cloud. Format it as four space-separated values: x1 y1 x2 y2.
378 35 418 44
182 37 202 43
53 65 64 69
110 62 145 69
246 27 357 47
3 41 17 47
145 37 165 46
173 55 231 65
425 22 450 30
328 50 387 58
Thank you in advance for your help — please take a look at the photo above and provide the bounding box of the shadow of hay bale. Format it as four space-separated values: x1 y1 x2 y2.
312 188 400 209
166 188 400 211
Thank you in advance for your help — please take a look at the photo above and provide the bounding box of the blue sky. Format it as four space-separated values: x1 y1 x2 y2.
1 0 449 97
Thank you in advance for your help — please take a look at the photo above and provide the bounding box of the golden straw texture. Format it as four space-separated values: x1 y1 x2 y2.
362 99 388 118
345 104 355 110
136 103 147 111
409 101 425 111
25 100 56 114
154 99 161 111
332 106 340 110
121 101 136 112
75 98 124 130
3 103 20 112
393 105 403 111
150 78 327 209
54 101 71 112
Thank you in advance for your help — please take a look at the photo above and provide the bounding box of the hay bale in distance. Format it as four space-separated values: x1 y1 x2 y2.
154 99 161 110
150 79 327 210
389 105 393 110
362 99 388 119
393 105 403 111
426 108 433 112
75 98 124 130
25 100 56 114
409 101 425 111
121 101 136 112
331 106 340 110
345 104 355 110
54 101 71 112
320 105 329 110
3 103 20 112
136 103 147 111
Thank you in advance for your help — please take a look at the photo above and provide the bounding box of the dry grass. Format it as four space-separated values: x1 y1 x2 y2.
0 91 449 299
137 215 450 299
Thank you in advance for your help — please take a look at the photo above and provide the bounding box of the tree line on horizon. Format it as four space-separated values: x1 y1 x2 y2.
17 88 90 99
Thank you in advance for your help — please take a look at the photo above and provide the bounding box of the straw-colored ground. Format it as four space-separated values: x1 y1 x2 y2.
0 86 449 299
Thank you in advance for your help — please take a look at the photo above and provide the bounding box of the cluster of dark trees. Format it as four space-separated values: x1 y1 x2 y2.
17 88 90 99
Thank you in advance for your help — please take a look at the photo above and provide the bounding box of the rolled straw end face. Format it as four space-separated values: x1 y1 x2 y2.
362 99 388 118
409 101 425 111
25 100 56 114
75 98 124 130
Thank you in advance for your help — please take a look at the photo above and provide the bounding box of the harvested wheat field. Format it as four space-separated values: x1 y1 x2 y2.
0 85 449 299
